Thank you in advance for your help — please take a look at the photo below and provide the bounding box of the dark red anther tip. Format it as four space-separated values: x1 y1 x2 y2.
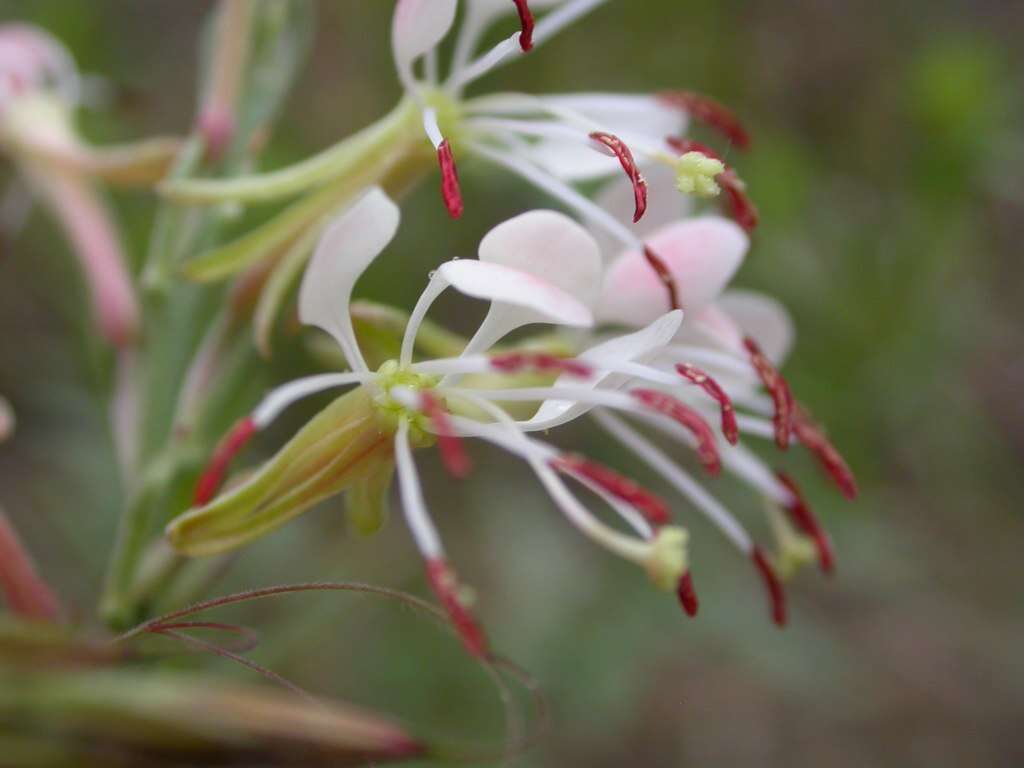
194 416 257 506
426 559 488 657
792 405 858 501
420 391 471 480
437 140 464 219
489 352 593 378
552 454 670 527
658 91 751 150
631 389 721 476
677 570 699 617
676 363 739 445
776 471 835 574
590 132 647 223
642 244 682 312
742 337 793 451
751 546 787 627
511 0 535 51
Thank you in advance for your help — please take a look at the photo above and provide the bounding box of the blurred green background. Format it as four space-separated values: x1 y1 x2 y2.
1 1 1023 765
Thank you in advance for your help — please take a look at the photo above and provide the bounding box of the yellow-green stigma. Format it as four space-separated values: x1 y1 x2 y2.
675 151 725 197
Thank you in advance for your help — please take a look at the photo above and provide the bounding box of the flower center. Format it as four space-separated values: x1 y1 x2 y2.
372 360 440 446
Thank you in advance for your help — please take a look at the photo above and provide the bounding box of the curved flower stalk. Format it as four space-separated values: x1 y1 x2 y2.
0 24 180 346
167 188 723 656
161 0 757 326
528 169 859 624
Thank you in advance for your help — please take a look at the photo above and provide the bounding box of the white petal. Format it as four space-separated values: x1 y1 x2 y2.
455 210 602 353
524 309 683 429
528 94 684 181
439 259 594 328
597 216 747 327
478 209 602 307
716 289 795 364
298 187 400 372
392 0 458 85
591 165 694 257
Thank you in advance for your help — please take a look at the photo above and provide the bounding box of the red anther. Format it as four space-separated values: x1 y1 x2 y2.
776 471 835 574
658 91 751 150
552 454 670 526
792 405 858 501
742 337 793 451
631 389 721 475
589 132 648 223
194 417 256 505
665 137 759 232
675 363 739 445
719 169 759 232
511 0 535 51
643 244 682 312
677 570 699 617
437 140 464 219
420 391 471 480
751 546 787 627
489 351 593 378
426 559 488 657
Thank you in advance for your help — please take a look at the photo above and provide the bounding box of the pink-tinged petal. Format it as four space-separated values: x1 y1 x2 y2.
478 209 602 308
717 290 794 365
392 0 458 82
298 187 400 371
597 217 748 327
456 210 601 351
38 171 139 346
526 310 683 429
592 165 694 254
439 259 594 328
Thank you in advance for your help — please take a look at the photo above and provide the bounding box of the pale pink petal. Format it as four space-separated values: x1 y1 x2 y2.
392 0 458 85
717 290 794 364
591 165 694 257
457 209 601 351
439 259 594 328
597 216 747 327
298 187 400 372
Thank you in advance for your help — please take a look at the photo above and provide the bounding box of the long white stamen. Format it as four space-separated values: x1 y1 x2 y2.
592 409 752 553
660 345 756 377
467 140 639 249
466 117 598 145
401 272 449 367
735 414 777 440
720 443 794 506
252 372 372 428
421 107 445 150
445 390 651 560
448 0 610 93
394 420 444 559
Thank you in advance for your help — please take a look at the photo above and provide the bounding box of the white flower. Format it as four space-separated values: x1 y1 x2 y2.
169 188 751 654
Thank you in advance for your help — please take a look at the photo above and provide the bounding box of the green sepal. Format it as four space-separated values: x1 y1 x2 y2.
166 387 387 557
346 452 396 536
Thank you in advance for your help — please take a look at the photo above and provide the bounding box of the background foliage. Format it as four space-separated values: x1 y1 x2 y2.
0 1 1022 765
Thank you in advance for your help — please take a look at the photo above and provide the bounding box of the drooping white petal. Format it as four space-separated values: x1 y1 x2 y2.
392 0 458 90
452 210 602 353
298 187 400 373
597 216 748 327
524 309 683 430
